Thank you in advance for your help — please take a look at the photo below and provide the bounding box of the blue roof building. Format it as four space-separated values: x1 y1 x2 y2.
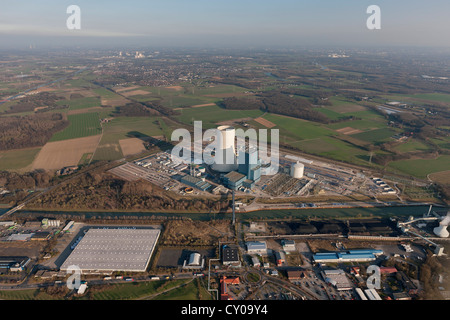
313 249 383 263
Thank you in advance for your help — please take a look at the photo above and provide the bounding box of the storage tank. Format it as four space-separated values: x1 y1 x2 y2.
290 162 304 179
212 126 238 173
188 253 202 266
433 212 450 238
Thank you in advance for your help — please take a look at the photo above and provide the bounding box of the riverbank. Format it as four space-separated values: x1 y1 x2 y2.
10 204 448 222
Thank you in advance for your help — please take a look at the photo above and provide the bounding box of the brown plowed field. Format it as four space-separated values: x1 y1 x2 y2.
31 135 102 170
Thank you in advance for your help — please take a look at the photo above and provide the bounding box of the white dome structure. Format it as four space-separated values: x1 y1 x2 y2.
212 126 238 173
290 162 304 179
188 253 202 266
433 213 450 238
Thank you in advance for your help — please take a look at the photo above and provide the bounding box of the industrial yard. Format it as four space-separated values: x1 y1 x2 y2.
0 203 448 301
107 125 401 207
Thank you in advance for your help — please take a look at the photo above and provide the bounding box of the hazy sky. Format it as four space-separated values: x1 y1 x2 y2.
1 0 449 49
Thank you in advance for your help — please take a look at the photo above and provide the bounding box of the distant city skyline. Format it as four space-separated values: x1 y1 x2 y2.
1 0 449 49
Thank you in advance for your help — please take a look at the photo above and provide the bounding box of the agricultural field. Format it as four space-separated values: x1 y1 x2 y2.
31 135 102 170
89 279 209 300
388 155 450 179
256 113 379 166
394 139 432 153
0 147 41 171
381 93 450 105
0 289 60 300
56 96 101 111
99 116 163 143
119 138 146 157
428 170 450 185
120 84 248 109
176 104 264 128
49 113 102 142
93 87 130 106
350 128 397 144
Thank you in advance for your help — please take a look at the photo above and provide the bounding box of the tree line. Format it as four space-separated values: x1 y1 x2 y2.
0 113 68 151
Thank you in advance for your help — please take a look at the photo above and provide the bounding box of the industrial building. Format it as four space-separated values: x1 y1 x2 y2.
313 249 383 263
0 256 31 273
281 240 296 252
182 252 205 270
222 148 262 191
274 251 286 266
222 245 241 267
355 288 368 300
251 256 261 267
6 233 34 241
31 232 51 241
364 288 382 300
246 241 267 255
237 148 261 183
223 171 247 190
41 218 60 228
220 276 239 300
321 269 353 291
60 228 160 273
180 175 211 191
287 269 309 282
208 126 262 191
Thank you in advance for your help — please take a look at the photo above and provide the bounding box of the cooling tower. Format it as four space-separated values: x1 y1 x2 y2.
290 162 304 179
212 126 238 173
433 212 450 238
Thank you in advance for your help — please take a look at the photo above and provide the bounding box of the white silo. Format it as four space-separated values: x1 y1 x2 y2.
433 212 450 238
290 162 304 179
212 125 238 173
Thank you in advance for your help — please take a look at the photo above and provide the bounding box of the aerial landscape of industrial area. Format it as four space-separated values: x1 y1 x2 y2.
0 1 449 312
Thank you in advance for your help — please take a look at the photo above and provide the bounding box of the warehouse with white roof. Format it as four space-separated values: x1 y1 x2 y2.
60 228 160 273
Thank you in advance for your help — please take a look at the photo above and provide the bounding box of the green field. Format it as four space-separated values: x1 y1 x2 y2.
382 93 450 105
260 114 377 166
316 107 344 121
326 119 388 131
0 289 60 300
161 96 216 108
90 279 210 300
133 84 246 109
176 105 264 128
292 138 340 153
394 139 431 153
263 114 335 140
93 87 122 99
0 147 41 171
388 155 450 178
90 116 164 161
350 128 396 143
50 112 102 142
406 93 450 104
78 153 93 166
92 143 123 161
100 116 163 143
56 97 101 110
